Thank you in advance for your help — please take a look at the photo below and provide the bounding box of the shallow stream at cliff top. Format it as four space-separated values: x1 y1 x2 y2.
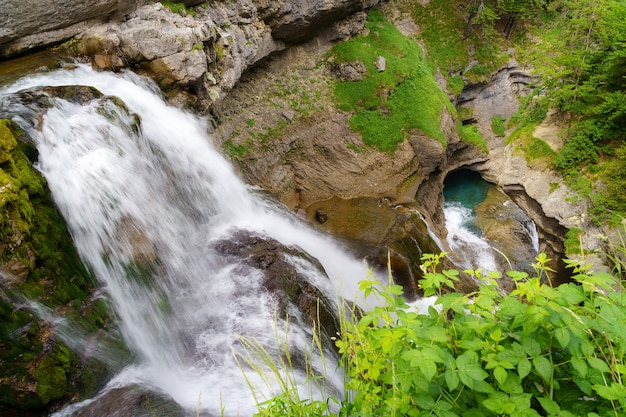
0 65 380 416
443 169 539 275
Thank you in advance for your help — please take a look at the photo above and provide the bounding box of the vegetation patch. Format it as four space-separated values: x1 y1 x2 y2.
224 139 248 159
330 9 451 150
405 0 509 85
506 123 555 168
251 253 626 417
491 116 506 136
161 1 196 17
459 124 487 152
564 227 583 255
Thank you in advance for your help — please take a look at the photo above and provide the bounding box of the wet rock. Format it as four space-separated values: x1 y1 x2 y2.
315 209 328 223
213 230 339 343
66 385 185 417
304 197 477 300
0 0 146 57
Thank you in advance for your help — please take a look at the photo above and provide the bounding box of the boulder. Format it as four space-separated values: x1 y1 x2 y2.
0 0 148 56
66 385 185 417
213 230 340 344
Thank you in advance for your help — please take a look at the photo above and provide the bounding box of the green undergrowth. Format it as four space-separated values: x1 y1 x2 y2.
516 0 626 224
459 124 487 152
330 9 452 151
249 252 626 417
404 0 509 85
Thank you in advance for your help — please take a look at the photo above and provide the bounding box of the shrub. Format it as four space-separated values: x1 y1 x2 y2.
253 253 626 417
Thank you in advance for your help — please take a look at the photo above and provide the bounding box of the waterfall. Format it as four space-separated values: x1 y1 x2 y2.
1 65 371 416
443 202 499 273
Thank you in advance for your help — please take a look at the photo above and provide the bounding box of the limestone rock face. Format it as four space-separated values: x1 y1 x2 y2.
2 0 380 110
0 0 148 56
255 0 379 42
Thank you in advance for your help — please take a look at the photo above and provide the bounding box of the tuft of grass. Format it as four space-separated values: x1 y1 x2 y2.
491 116 506 136
564 227 583 255
447 75 465 95
161 1 187 15
459 124 487 152
330 9 450 150
224 139 248 158
507 124 556 166
234 313 336 417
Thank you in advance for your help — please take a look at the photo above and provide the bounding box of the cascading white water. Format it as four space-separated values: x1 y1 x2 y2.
1 65 372 416
443 202 499 273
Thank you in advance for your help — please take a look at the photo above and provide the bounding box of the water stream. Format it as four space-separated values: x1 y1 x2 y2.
1 65 373 416
443 170 539 274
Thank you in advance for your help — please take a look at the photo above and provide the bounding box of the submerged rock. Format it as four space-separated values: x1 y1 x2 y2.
213 230 339 344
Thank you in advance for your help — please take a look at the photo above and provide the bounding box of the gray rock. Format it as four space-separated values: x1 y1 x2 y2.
0 0 148 56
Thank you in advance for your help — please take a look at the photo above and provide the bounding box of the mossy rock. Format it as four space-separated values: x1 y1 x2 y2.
0 119 128 415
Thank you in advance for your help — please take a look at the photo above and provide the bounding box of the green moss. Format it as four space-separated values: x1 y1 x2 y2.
507 123 556 167
224 139 248 158
491 116 506 136
34 344 70 404
408 0 508 84
1 119 123 412
330 9 451 150
447 75 465 95
458 124 487 152
161 1 189 16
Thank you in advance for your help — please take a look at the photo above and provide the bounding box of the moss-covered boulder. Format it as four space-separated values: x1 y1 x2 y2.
0 119 128 416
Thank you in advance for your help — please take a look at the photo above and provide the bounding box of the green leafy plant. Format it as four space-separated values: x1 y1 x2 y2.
253 252 626 417
335 253 626 417
459 124 487 152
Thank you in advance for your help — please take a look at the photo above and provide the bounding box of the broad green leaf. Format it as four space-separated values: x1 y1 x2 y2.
458 338 484 351
537 397 560 415
507 270 528 281
533 356 552 382
421 326 449 343
414 393 436 410
473 380 495 394
494 366 508 386
522 336 541 357
482 398 506 413
592 382 626 401
571 356 588 377
555 327 570 348
587 356 610 373
437 293 467 312
556 283 585 304
499 371 523 395
444 369 460 391
419 359 438 381
518 358 532 379
433 407 459 417
421 346 445 363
